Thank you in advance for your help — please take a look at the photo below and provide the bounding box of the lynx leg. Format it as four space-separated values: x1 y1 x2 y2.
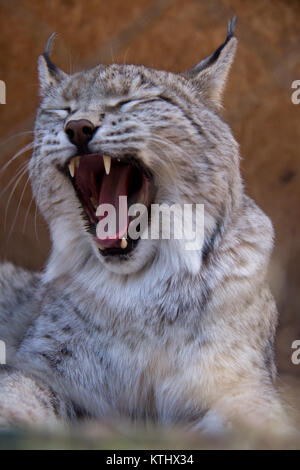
0 366 70 428
209 378 294 437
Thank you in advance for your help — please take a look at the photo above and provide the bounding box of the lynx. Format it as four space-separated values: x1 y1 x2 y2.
0 19 292 435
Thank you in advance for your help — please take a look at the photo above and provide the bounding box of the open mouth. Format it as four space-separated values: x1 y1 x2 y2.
65 153 153 256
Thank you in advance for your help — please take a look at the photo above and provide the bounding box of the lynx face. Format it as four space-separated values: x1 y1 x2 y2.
30 20 241 276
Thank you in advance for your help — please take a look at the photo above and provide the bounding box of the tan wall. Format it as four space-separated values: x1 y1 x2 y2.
0 0 299 378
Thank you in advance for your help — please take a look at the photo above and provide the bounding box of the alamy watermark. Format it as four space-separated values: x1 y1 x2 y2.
0 340 6 365
291 340 300 365
95 197 205 251
0 80 5 104
291 80 300 104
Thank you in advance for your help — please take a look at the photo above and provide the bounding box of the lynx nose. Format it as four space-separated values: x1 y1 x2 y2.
65 119 95 150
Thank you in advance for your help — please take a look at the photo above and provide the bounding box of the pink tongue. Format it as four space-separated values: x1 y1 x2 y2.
96 165 133 248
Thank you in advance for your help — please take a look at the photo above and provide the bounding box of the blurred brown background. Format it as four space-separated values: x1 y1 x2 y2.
0 0 299 390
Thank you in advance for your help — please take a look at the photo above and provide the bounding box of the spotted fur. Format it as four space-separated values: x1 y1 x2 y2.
0 20 293 435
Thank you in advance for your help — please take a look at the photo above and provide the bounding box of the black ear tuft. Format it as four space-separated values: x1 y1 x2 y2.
38 33 67 96
227 16 237 41
181 17 238 109
200 16 237 71
42 33 60 78
44 32 57 58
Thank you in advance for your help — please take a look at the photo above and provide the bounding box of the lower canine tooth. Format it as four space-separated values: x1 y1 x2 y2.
95 240 105 250
121 238 127 249
103 155 111 175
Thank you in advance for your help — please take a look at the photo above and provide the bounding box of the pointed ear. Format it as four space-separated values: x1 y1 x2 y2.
182 17 237 109
38 33 68 96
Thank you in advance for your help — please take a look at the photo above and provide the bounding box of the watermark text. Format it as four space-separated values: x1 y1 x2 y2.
0 80 5 104
0 340 6 365
291 340 300 365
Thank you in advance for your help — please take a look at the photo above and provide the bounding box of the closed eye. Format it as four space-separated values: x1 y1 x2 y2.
120 97 161 111
120 99 145 110
43 107 71 119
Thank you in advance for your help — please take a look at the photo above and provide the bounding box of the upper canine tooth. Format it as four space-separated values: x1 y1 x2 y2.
121 238 128 249
68 159 75 178
74 156 80 168
103 155 111 175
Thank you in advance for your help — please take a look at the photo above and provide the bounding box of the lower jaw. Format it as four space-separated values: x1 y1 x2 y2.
96 236 140 257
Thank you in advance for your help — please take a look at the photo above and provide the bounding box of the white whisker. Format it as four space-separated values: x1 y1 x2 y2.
0 160 29 198
0 142 33 174
0 131 34 149
4 165 29 229
22 194 35 234
34 178 43 242
8 175 31 238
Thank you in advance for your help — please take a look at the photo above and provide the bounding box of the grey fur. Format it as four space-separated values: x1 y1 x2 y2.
0 21 293 435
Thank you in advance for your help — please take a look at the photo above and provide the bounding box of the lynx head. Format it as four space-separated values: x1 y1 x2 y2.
30 18 242 278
